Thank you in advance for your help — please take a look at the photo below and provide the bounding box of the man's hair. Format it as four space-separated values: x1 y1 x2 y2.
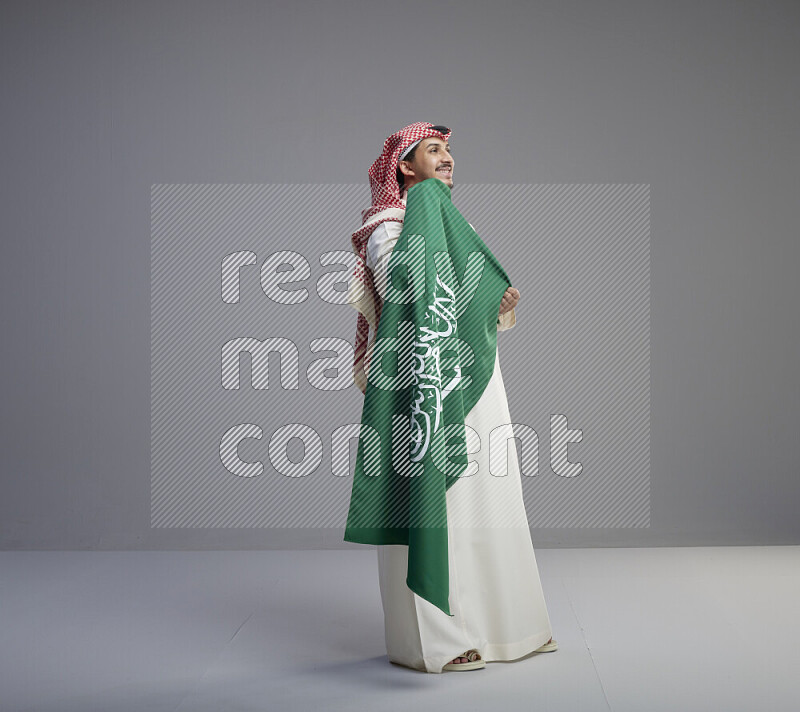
396 143 420 188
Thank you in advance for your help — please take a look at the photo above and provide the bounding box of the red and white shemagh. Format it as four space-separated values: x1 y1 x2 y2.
349 122 452 394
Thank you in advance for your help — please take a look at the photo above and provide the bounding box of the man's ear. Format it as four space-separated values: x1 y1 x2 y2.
398 160 414 178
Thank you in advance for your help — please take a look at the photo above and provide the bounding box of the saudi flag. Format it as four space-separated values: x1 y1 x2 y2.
344 177 511 616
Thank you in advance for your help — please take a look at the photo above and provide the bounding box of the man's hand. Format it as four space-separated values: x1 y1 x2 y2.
499 287 520 316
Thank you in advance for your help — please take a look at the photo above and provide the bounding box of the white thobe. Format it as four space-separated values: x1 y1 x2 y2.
364 208 554 673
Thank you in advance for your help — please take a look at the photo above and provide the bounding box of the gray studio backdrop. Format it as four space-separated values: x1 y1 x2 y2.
1 0 797 550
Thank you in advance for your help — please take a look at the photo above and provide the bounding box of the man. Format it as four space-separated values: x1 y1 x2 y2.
346 122 556 673
348 124 520 392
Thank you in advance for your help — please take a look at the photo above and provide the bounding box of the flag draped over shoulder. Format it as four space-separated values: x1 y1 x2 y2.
343 178 511 616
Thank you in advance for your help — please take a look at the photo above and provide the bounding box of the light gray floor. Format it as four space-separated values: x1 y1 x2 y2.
0 546 797 712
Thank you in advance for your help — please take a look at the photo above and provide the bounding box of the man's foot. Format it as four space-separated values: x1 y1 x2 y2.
446 637 554 666
535 636 557 652
448 649 482 665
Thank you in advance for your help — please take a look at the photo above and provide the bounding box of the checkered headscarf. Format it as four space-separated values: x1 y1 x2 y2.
349 122 451 393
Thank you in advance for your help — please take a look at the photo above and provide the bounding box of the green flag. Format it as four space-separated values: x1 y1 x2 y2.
344 177 511 615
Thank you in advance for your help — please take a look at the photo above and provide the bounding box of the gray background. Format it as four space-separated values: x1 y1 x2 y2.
2 0 798 549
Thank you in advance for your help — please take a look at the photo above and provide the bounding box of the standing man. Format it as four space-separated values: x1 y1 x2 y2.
346 122 556 673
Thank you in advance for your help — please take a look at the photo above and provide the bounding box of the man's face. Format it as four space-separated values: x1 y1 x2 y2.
400 137 454 189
